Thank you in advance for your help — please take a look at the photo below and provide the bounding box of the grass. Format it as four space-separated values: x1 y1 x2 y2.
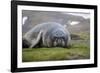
22 40 90 62
22 32 90 62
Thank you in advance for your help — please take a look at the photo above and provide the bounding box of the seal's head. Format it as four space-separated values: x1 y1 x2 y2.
50 28 68 47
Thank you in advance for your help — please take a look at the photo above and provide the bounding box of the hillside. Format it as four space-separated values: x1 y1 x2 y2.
22 10 90 35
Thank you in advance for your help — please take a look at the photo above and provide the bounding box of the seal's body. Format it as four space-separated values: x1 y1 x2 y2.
23 22 71 48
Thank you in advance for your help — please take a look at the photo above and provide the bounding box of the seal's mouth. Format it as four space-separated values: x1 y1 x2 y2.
53 37 65 47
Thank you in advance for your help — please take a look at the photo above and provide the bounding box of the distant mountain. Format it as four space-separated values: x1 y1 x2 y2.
22 10 90 35
68 18 90 33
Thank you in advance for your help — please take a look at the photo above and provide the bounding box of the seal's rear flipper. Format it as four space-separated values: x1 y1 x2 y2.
22 39 31 48
30 31 43 48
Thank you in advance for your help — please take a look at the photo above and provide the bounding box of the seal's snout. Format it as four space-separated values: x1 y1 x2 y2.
53 37 65 47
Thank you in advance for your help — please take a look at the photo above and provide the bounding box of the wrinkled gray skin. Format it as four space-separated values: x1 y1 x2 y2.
23 22 71 48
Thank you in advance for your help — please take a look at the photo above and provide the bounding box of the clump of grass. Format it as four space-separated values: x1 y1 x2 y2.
75 32 90 40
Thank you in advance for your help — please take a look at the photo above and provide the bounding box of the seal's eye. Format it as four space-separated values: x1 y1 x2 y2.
53 31 65 38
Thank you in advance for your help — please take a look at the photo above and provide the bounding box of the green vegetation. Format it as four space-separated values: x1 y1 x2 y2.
22 32 90 62
22 41 90 62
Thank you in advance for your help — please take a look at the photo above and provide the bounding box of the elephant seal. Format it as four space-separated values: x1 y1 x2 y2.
23 22 71 48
